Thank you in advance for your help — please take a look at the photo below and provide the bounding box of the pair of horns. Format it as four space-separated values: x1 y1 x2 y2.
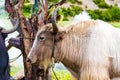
1 18 19 34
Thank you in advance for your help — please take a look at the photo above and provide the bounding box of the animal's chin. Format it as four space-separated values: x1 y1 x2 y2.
31 60 40 66
38 59 52 70
31 59 52 71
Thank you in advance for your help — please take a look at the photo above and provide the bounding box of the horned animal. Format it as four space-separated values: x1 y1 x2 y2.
0 18 19 80
27 8 120 80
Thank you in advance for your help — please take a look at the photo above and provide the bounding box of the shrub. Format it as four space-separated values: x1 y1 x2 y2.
87 6 120 21
70 5 82 15
22 4 32 13
93 0 110 8
108 6 120 21
59 5 82 20
98 1 110 8
87 9 102 20
101 10 112 21
93 0 101 4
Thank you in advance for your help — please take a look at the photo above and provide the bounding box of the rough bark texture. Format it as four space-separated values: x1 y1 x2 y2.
5 0 40 80
5 0 65 80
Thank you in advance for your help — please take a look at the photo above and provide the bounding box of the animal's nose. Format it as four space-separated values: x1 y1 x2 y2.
27 58 31 63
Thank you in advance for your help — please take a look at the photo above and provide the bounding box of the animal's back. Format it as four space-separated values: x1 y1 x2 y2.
82 20 120 78
62 20 120 79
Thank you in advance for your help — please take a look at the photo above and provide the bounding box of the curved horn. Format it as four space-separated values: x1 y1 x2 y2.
1 18 19 34
51 7 59 34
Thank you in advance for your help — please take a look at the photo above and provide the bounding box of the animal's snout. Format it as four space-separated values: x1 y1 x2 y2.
27 51 38 64
27 58 31 63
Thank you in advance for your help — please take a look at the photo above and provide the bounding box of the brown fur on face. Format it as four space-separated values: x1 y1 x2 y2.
28 20 120 80
28 24 54 69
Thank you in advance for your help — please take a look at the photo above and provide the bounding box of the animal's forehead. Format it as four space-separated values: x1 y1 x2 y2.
40 24 53 32
37 24 53 36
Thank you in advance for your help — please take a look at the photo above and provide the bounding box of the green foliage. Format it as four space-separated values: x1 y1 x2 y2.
87 6 120 21
10 66 23 76
67 0 75 4
101 10 112 21
93 0 110 8
22 3 32 17
108 6 120 21
21 0 84 20
49 0 83 4
110 22 120 28
11 67 71 80
22 4 32 13
21 0 120 21
98 1 110 8
93 0 101 4
52 69 71 80
59 5 82 20
22 0 83 19
48 0 59 3
25 0 29 3
71 5 82 15
87 9 102 20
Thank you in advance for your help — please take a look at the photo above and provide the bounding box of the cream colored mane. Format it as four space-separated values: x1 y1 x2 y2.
55 20 120 80
28 19 120 80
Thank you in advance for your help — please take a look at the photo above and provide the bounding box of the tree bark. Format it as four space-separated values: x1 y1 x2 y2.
5 0 39 80
5 0 65 80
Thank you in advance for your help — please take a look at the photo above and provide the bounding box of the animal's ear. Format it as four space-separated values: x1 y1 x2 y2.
55 31 66 41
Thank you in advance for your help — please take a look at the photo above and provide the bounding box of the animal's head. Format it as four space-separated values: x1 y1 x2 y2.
27 8 65 69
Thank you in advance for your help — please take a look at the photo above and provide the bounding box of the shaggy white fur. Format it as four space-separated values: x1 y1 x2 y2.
28 19 120 80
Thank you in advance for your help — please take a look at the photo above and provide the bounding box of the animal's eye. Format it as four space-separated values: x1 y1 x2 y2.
39 36 45 41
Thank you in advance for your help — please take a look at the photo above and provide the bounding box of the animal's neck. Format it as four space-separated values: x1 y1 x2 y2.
53 39 80 78
53 36 82 75
53 29 91 76
53 20 94 75
53 41 64 62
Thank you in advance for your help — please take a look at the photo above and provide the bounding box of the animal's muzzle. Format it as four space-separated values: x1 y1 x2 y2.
26 58 31 63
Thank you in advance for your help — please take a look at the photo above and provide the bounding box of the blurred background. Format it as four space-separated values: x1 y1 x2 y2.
0 0 120 79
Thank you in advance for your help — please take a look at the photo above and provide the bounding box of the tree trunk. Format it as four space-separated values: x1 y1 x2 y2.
5 0 65 79
5 0 41 80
